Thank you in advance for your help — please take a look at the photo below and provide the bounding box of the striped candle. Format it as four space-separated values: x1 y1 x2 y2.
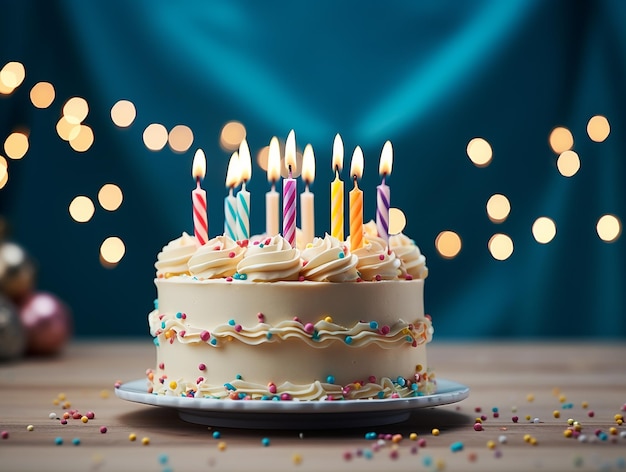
283 130 297 247
349 146 364 250
376 141 393 242
236 139 252 241
224 151 240 240
191 149 208 245
330 133 344 241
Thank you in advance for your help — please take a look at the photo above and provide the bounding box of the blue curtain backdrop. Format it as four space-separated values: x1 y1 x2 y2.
1 0 624 338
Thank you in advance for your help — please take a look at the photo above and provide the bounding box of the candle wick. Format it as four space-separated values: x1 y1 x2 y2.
288 164 293 179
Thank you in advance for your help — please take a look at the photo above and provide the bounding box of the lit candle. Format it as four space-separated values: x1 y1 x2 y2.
376 140 393 242
265 137 281 236
224 151 240 240
301 143 315 245
236 139 252 241
283 129 297 248
191 149 208 245
349 146 364 250
330 133 344 241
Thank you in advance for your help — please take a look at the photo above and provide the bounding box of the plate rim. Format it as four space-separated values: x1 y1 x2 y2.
115 378 469 414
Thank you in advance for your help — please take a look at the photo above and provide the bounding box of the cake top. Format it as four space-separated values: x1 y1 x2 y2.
155 223 428 283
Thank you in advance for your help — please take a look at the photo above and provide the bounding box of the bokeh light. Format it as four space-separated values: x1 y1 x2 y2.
4 132 29 159
532 217 557 244
596 214 621 243
0 157 7 189
435 230 462 259
111 100 137 127
69 196 95 223
168 125 194 153
63 97 89 124
143 123 168 151
56 116 81 141
466 137 493 167
29 82 55 108
488 233 514 260
220 121 247 151
388 208 407 235
587 115 610 143
257 145 270 172
69 124 94 152
98 183 123 211
549 126 574 154
486 193 511 223
0 61 26 93
100 236 125 265
556 150 580 177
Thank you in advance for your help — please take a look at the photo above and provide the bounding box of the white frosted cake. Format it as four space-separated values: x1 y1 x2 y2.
147 228 434 401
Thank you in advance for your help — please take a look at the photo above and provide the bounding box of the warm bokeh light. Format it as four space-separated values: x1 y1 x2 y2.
556 150 580 177
0 158 7 189
69 196 95 223
168 125 194 153
69 124 94 152
63 96 89 124
143 123 168 151
111 100 136 127
100 236 126 264
220 121 246 151
587 115 610 143
532 217 557 244
256 145 270 172
56 116 81 142
0 61 26 92
29 82 55 108
466 137 493 167
486 194 511 223
4 132 29 160
388 208 407 235
596 214 621 243
435 230 462 259
488 233 514 260
98 183 123 211
549 126 574 154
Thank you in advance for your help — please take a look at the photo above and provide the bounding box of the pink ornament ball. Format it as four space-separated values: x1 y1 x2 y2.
20 292 72 356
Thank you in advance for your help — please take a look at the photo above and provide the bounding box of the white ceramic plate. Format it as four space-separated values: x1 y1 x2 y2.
115 378 469 429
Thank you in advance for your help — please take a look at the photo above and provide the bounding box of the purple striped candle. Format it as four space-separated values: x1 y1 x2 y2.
376 141 393 242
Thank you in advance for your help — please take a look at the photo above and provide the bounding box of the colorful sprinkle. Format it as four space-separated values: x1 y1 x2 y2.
72 438 81 446
450 441 464 452
129 433 137 442
54 437 63 445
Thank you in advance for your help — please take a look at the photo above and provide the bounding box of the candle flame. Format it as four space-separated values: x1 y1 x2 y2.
225 151 240 188
285 129 297 173
192 148 206 180
238 138 252 182
332 133 343 172
267 136 281 183
350 146 364 180
379 140 393 176
302 143 315 184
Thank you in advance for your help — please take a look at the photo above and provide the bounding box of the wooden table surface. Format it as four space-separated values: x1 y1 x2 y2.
0 340 624 471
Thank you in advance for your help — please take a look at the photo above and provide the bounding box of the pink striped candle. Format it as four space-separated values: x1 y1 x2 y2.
192 149 208 245
283 130 297 247
376 141 393 242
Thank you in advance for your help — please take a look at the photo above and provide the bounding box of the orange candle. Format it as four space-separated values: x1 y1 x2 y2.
349 146 364 250
330 133 344 241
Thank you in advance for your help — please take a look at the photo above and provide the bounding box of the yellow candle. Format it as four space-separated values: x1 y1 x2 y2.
301 143 315 245
349 146 364 250
265 137 281 236
330 133 344 241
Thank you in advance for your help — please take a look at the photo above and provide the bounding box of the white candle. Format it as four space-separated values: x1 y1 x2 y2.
301 143 315 245
236 139 252 241
224 151 240 241
265 137 281 237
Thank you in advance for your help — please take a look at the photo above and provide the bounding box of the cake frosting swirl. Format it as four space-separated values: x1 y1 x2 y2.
300 234 359 282
236 235 301 281
389 233 428 279
154 232 197 277
353 236 401 281
188 235 244 279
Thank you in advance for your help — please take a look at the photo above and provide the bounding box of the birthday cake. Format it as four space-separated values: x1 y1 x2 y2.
147 228 434 401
